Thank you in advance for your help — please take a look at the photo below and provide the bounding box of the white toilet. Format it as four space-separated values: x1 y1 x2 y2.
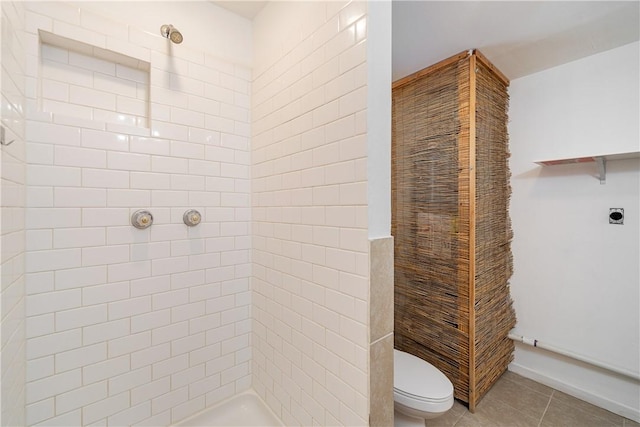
394 349 454 426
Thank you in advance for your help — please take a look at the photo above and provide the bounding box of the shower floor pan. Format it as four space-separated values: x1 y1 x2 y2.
174 390 284 427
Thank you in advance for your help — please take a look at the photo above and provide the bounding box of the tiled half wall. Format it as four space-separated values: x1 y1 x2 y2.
370 236 394 426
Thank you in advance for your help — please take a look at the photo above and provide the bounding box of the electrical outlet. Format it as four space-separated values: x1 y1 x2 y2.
609 208 624 225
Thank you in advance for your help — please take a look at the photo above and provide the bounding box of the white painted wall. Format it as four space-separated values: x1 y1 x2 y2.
367 0 391 239
509 41 640 421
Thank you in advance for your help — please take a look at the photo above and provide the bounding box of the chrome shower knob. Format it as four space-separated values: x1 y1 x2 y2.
131 210 153 229
183 209 201 227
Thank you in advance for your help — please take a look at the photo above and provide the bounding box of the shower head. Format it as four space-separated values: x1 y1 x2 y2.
160 24 183 44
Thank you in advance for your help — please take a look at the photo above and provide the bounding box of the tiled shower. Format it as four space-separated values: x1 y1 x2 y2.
1 1 393 426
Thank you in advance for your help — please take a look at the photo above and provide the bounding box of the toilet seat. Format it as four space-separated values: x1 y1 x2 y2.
394 349 454 414
394 389 452 414
395 388 452 404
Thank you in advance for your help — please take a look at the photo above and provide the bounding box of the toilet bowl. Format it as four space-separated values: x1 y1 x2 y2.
394 349 454 426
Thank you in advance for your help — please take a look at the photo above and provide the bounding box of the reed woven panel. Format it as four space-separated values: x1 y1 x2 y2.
392 51 515 407
473 59 516 402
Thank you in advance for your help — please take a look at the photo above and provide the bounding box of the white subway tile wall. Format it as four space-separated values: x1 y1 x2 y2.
23 2 251 425
1 1 27 426
252 2 370 425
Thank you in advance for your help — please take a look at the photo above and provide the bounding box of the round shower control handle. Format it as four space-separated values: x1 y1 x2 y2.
183 209 201 227
131 210 153 229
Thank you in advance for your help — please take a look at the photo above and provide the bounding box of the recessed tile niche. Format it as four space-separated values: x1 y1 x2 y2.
38 31 150 128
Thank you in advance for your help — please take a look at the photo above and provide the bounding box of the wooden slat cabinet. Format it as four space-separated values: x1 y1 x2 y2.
392 50 516 411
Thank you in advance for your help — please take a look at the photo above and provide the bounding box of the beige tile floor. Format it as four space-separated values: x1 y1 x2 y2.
425 371 639 427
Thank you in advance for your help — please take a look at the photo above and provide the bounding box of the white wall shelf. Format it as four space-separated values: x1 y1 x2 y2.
535 151 640 184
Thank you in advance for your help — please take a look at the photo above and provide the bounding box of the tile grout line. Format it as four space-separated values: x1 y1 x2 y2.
452 410 466 427
537 390 554 427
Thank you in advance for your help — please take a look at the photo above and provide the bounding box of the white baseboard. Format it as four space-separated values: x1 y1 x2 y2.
509 362 640 423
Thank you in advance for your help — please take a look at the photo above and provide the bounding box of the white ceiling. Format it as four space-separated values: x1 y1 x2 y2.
213 1 267 19
213 1 639 82
392 1 640 81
